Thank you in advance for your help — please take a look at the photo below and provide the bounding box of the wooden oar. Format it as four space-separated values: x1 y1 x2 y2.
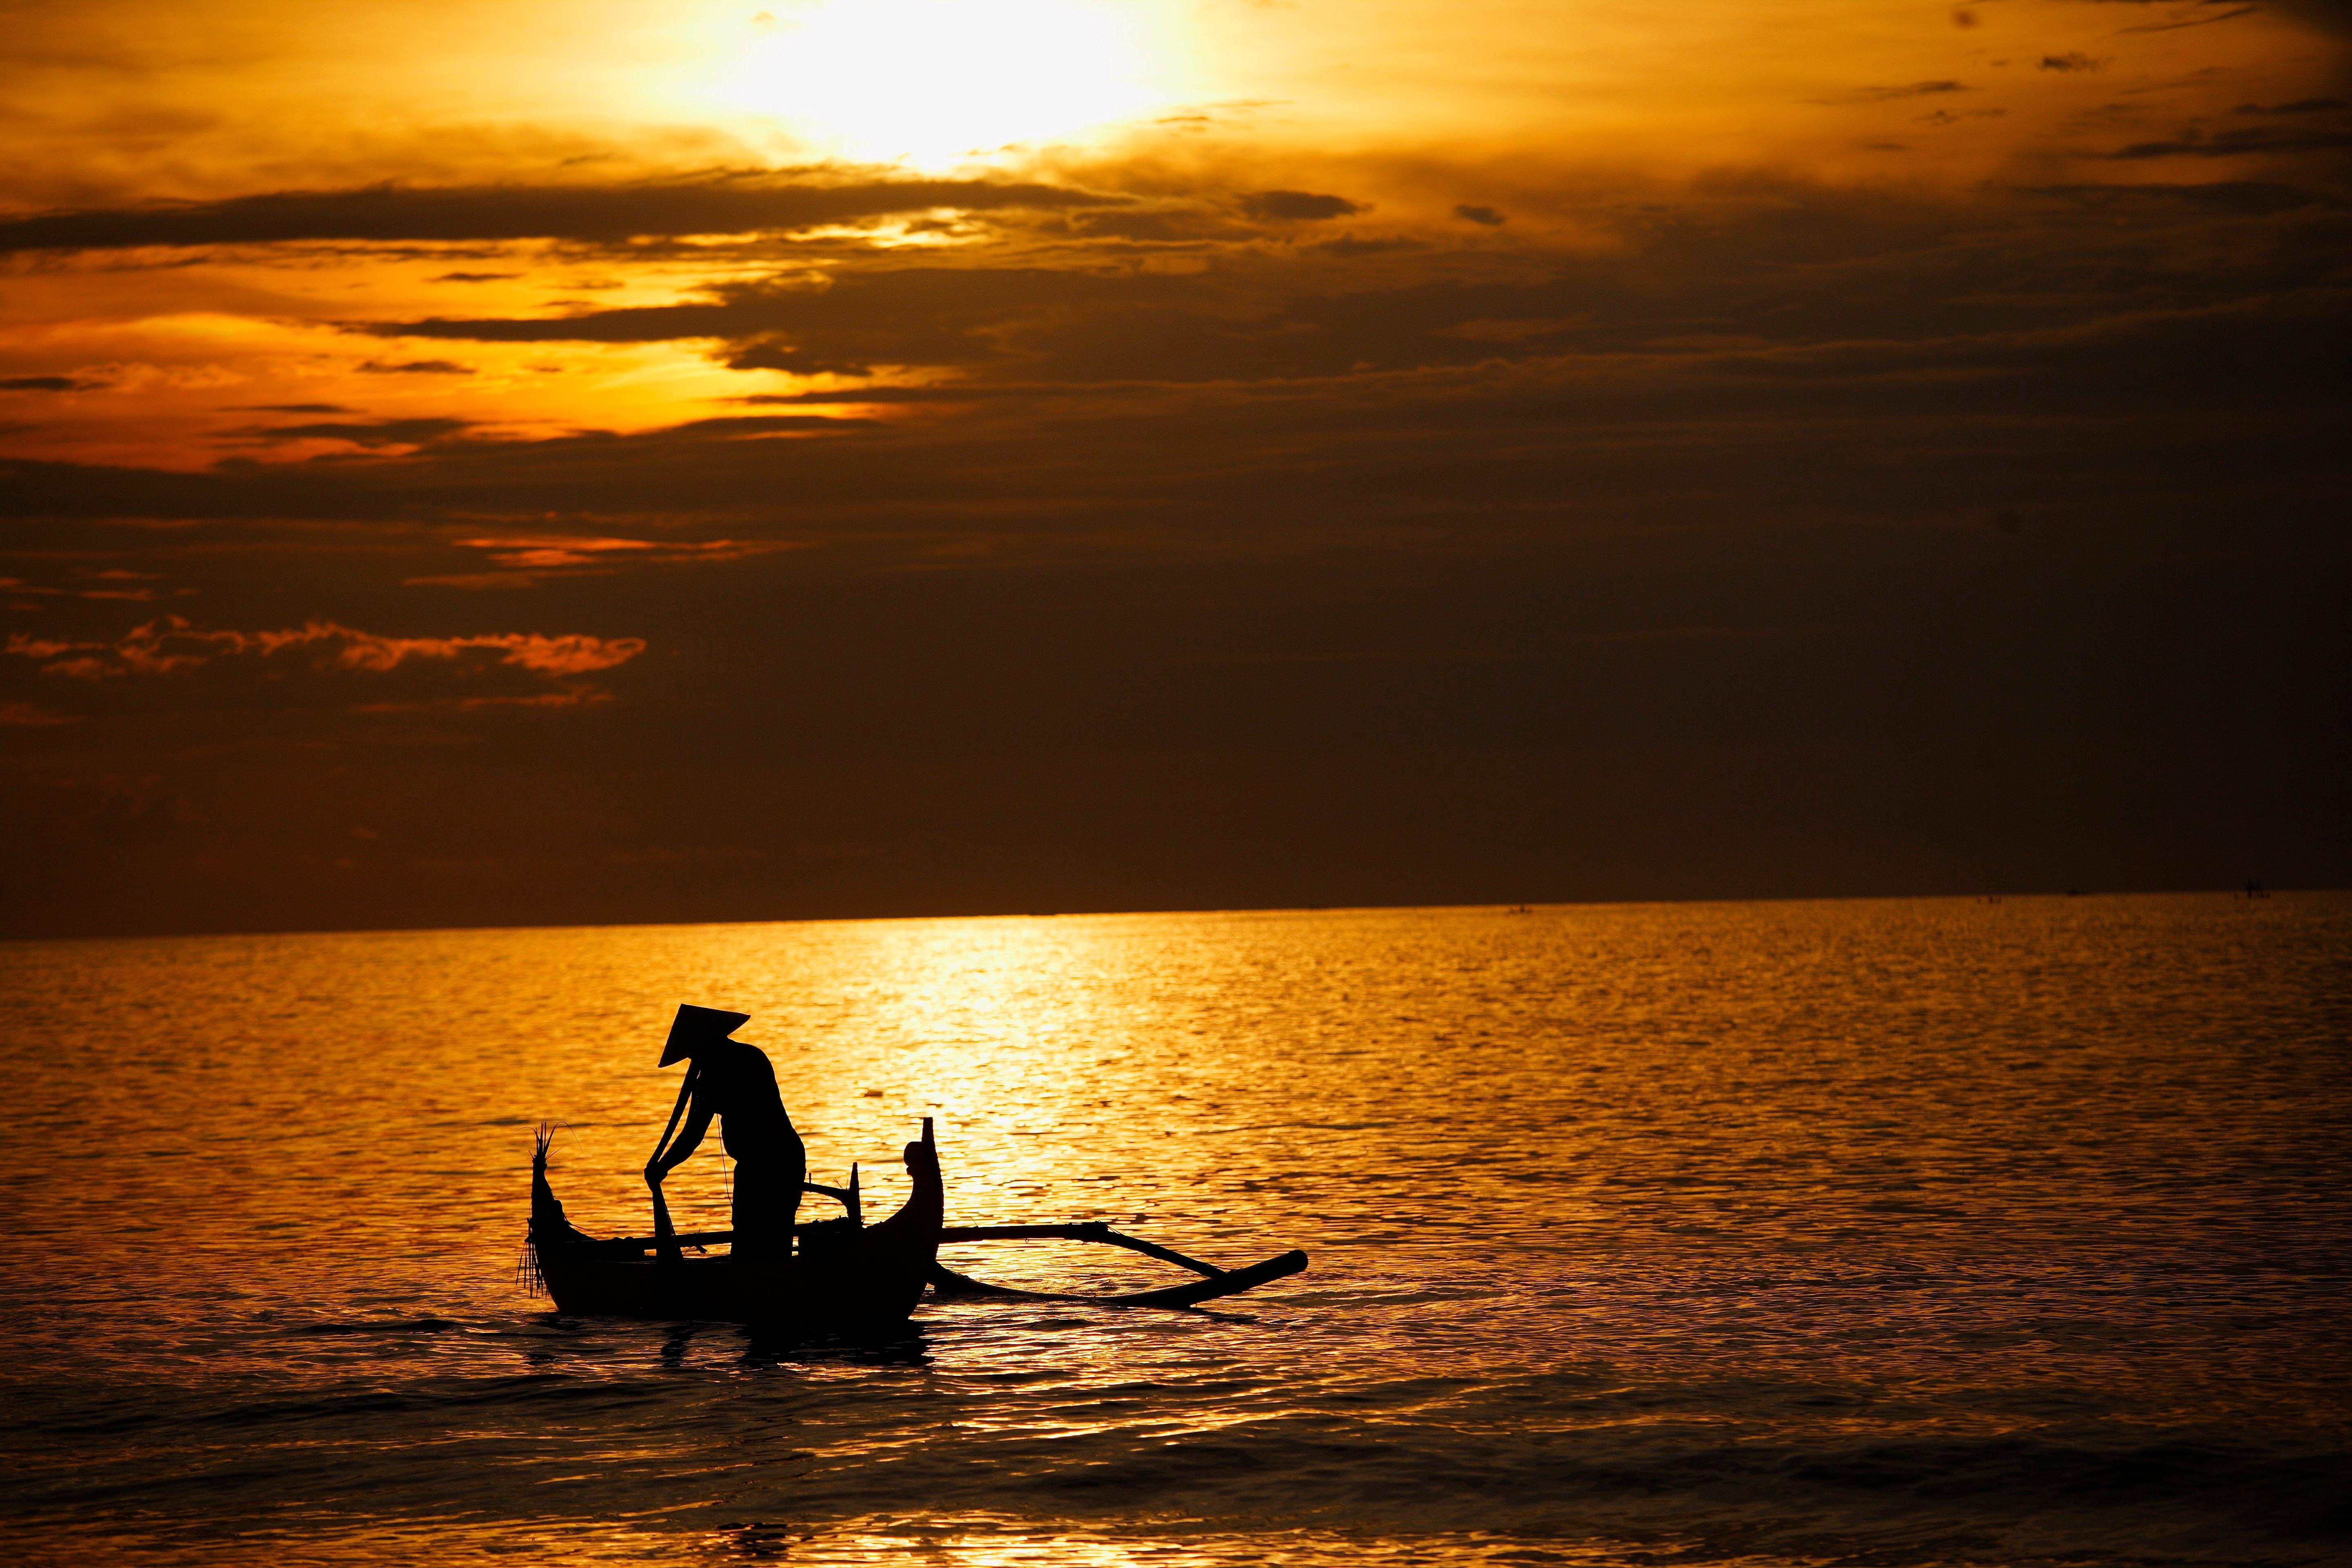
644 1067 700 1274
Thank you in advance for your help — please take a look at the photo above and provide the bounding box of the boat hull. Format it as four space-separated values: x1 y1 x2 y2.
536 1231 934 1329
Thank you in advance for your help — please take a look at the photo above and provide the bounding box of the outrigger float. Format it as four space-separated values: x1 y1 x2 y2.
523 1120 1310 1329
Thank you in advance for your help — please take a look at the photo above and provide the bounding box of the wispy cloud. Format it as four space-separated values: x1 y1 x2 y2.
407 534 807 588
1237 190 1363 221
2119 4 2258 32
1811 81 1968 105
9 615 644 682
2108 127 2352 156
230 417 477 448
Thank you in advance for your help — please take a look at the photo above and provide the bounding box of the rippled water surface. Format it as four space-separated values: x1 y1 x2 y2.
3 894 2348 1566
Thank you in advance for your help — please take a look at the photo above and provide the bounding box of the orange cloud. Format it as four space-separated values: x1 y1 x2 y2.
7 615 646 681
407 535 808 588
350 689 617 713
0 699 76 726
454 536 662 570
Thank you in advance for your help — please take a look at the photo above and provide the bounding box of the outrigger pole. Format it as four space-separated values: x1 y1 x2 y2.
929 1225 1309 1309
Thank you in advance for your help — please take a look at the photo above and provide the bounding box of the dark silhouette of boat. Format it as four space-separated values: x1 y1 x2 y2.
526 1121 942 1330
524 1119 1308 1325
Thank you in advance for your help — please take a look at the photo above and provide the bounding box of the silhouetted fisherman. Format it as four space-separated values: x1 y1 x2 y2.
644 1004 806 1260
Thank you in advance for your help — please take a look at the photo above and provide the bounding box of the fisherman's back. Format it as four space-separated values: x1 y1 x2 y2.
694 1038 796 1162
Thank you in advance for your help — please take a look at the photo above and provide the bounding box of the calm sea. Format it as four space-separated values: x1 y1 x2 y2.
2 894 2347 1567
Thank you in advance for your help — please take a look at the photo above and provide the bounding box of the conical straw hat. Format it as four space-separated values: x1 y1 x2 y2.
660 1002 749 1066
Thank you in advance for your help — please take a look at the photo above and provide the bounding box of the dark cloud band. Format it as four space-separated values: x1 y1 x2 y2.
0 176 1127 254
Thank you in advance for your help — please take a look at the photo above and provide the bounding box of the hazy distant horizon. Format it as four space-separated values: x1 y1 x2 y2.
11 882 2336 947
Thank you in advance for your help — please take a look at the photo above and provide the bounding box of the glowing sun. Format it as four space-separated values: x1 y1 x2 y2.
721 0 1174 165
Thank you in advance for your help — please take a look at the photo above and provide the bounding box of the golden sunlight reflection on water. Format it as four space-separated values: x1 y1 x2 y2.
3 894 2348 1566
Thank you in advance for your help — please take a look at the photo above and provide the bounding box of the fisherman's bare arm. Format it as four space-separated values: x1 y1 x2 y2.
644 1091 714 1184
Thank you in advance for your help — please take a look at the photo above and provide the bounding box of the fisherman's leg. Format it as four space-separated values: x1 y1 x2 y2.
783 1134 804 1233
733 1147 804 1259
733 1163 781 1258
768 1131 804 1243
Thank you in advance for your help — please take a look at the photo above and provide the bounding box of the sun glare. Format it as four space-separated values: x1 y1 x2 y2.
717 0 1172 165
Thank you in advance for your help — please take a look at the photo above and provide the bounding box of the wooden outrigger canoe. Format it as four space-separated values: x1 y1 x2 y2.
524 1120 1308 1325
526 1120 943 1331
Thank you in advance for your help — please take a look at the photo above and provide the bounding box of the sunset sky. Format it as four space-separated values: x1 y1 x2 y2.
4 0 2346 937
